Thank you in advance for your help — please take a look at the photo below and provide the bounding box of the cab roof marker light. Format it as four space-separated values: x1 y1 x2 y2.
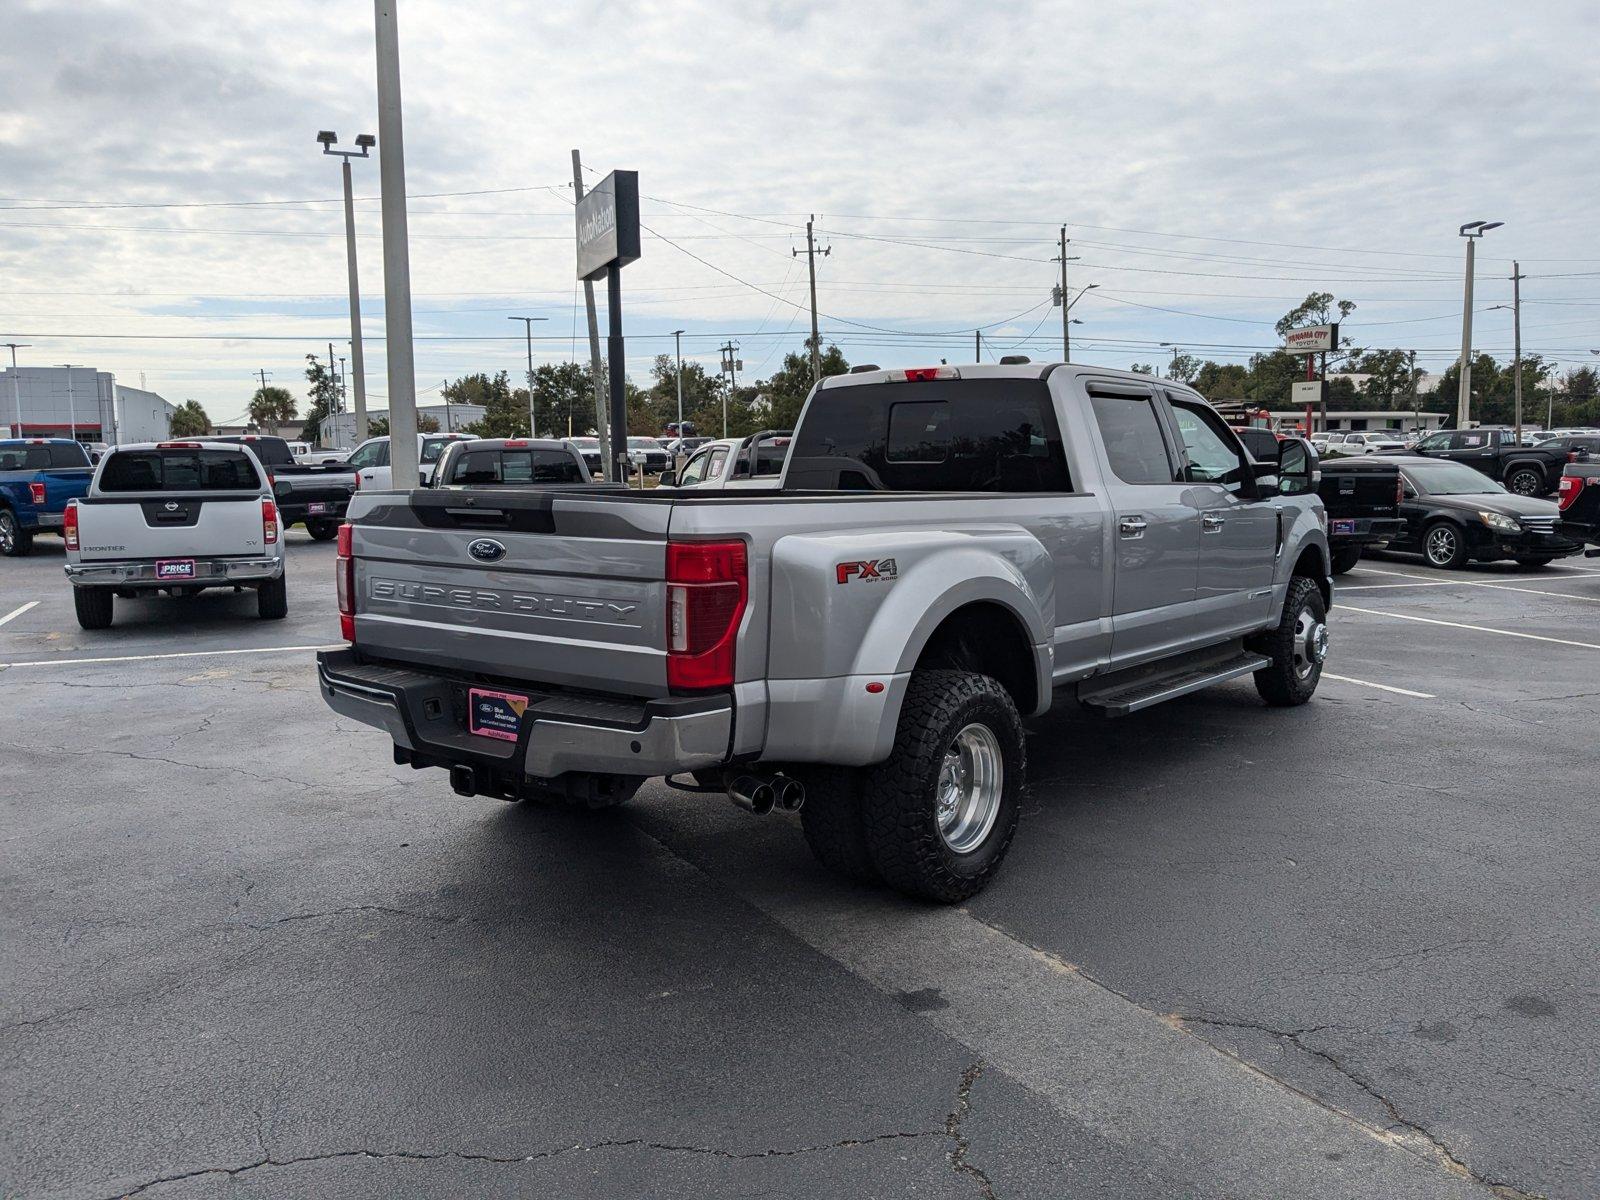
891 366 960 383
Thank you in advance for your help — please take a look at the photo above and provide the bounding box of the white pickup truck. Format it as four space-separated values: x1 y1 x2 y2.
63 440 286 629
345 433 473 490
660 431 791 491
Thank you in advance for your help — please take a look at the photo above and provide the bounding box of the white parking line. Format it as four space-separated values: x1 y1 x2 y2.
1321 672 1436 699
1354 566 1600 604
1340 605 1600 651
1336 581 1458 591
0 600 40 627
0 643 342 669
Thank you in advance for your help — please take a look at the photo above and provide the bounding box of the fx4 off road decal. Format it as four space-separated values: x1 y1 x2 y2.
836 558 898 585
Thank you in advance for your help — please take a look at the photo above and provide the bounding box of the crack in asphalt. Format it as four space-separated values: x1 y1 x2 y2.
21 743 321 792
96 1129 950 1198
245 904 462 930
944 1061 997 1199
1175 1013 1545 1199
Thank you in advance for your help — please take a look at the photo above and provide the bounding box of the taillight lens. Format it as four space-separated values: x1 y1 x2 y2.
262 498 279 545
1396 475 1405 506
1558 475 1584 511
893 366 959 383
29 482 45 505
336 523 355 641
64 500 79 551
665 540 747 692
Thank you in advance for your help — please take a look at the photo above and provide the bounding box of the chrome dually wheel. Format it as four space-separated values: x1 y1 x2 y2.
936 723 1004 855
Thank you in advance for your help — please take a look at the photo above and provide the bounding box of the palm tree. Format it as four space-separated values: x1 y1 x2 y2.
248 386 297 435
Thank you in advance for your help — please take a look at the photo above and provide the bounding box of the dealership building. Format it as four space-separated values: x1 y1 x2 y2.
0 365 178 444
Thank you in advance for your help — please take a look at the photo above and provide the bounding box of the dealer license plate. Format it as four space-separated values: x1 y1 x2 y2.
307 501 331 515
467 687 530 742
1330 519 1356 535
155 559 196 580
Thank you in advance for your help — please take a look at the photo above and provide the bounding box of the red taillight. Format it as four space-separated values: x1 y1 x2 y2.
29 482 45 505
1396 475 1406 506
1558 475 1584 511
665 540 747 692
157 441 203 448
351 471 361 491
503 439 528 448
262 498 279 545
64 500 79 551
336 523 355 641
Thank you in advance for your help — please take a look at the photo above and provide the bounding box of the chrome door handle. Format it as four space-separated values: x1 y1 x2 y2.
1119 516 1148 540
1202 513 1227 533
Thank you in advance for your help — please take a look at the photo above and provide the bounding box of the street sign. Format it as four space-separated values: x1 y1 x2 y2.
575 170 641 282
1284 323 1339 354
1291 380 1327 405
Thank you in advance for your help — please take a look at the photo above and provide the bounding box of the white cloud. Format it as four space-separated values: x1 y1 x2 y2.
0 0 1595 418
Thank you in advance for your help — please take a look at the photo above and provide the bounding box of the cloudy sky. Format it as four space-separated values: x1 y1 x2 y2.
1 0 1596 424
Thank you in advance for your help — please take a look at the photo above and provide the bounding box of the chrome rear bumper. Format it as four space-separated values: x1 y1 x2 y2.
65 556 283 587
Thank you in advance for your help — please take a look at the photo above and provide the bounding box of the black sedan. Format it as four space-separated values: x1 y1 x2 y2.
1384 459 1583 569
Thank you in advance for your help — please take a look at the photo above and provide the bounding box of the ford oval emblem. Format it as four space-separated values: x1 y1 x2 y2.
468 538 507 563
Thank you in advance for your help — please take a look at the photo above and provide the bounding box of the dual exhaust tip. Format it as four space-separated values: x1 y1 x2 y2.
728 774 804 815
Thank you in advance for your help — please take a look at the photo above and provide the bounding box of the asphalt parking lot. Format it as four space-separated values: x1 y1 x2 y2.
3 534 1597 1199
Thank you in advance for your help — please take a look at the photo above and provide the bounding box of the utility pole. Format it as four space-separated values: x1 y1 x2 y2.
1510 261 1525 443
441 379 451 432
794 215 829 382
1408 349 1419 428
3 343 29 437
1456 219 1503 429
318 129 375 444
508 317 548 435
1059 227 1071 362
572 150 610 472
255 367 272 433
718 341 740 437
975 330 981 362
373 0 420 490
672 329 685 445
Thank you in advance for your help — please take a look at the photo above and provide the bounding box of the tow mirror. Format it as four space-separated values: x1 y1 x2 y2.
1276 437 1318 496
657 469 677 487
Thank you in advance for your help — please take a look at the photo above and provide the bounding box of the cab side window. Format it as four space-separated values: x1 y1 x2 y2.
707 448 730 480
1089 391 1176 485
1417 433 1450 452
1167 397 1249 492
347 441 385 469
676 449 711 486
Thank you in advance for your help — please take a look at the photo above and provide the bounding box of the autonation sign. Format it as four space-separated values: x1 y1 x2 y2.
575 170 641 282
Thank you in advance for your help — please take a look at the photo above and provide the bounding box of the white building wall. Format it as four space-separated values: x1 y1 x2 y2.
0 367 120 441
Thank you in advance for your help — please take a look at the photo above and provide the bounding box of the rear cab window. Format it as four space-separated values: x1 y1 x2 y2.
784 378 1071 492
445 447 587 485
99 448 262 492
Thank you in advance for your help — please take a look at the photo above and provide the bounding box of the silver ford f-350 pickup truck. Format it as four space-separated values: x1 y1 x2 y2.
319 363 1330 901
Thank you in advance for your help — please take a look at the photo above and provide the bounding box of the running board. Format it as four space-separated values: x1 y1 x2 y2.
1078 651 1270 717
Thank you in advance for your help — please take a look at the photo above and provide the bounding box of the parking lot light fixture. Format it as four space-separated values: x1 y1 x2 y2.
320 128 375 444
1457 220 1502 429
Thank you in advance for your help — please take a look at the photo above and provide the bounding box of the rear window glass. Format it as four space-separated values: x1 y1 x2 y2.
214 437 292 466
99 449 261 492
784 379 1071 492
446 448 586 485
0 445 51 470
421 438 458 464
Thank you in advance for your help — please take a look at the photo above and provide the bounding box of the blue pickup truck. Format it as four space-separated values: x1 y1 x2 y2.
0 438 95 556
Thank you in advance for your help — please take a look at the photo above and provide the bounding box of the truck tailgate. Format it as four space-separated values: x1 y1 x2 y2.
1319 462 1400 518
76 494 270 560
350 489 673 696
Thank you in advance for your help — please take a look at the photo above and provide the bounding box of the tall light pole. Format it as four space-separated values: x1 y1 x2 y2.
58 364 83 442
1159 343 1182 379
508 317 548 435
373 0 420 489
317 129 375 445
672 329 685 443
1456 220 1503 429
3 343 29 437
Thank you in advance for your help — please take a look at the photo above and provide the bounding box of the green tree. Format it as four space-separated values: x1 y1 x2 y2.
648 354 722 434
1191 361 1249 401
751 343 849 431
1244 350 1304 406
302 355 340 444
1276 292 1361 372
1166 353 1201 384
418 413 441 433
365 416 390 437
1129 362 1155 375
248 385 297 434
456 371 525 438
531 362 599 437
169 399 210 437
